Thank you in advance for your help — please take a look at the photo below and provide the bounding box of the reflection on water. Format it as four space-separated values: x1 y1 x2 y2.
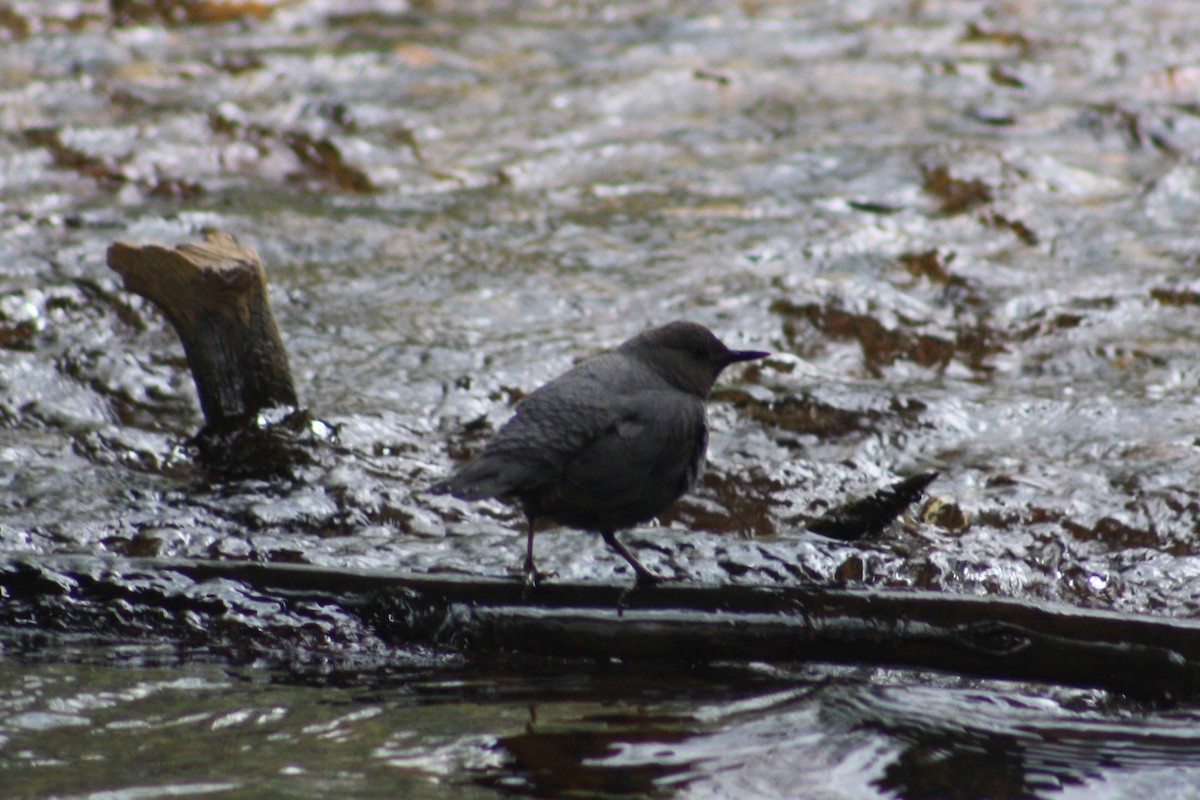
5 643 1200 799
851 684 1200 799
482 724 694 797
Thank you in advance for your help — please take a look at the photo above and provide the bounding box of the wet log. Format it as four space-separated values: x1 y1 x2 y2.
5 555 1200 703
106 231 297 433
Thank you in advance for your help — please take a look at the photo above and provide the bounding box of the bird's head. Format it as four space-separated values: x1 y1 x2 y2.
621 320 769 397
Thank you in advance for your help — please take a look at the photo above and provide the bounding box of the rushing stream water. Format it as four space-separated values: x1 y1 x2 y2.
6 1 1200 797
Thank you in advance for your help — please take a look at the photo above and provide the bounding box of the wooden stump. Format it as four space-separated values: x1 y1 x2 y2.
106 231 298 434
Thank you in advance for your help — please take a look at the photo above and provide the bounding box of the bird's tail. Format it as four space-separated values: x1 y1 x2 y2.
428 460 514 500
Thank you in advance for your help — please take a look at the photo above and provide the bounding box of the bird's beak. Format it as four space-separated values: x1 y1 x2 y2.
727 349 771 364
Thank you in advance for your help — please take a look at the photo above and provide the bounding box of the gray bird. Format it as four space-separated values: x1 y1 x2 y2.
430 321 769 587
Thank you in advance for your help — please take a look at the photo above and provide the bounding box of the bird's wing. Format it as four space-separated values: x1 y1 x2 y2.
431 355 704 511
543 390 708 526
429 384 614 500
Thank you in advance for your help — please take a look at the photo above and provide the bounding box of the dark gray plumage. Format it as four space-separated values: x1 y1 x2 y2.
430 321 769 587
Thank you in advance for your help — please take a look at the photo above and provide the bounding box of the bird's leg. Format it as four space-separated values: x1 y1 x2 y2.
601 530 668 588
523 513 541 590
521 512 560 590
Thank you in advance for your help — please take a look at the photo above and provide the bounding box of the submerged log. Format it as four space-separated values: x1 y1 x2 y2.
106 231 297 433
4 555 1199 702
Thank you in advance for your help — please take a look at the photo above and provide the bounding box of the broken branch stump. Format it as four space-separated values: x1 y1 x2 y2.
106 231 297 433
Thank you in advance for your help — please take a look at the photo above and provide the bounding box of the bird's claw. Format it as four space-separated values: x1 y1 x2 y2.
521 563 556 596
614 569 681 615
634 569 669 589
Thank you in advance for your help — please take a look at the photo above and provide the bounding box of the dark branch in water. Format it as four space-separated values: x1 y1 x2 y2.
4 555 1199 703
808 472 939 541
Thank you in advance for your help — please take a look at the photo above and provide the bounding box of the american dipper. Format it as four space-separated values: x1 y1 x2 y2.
430 321 769 587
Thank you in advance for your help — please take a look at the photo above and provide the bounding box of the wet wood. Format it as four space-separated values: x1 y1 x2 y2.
807 471 939 541
7 555 1200 702
106 231 297 433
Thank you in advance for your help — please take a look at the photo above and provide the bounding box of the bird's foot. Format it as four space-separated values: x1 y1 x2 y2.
520 561 556 596
633 568 677 589
615 569 682 614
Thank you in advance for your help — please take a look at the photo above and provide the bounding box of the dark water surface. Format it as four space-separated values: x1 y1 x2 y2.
5 0 1200 797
